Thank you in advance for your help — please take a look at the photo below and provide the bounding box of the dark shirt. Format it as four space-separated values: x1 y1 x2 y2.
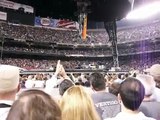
139 101 160 120
92 92 121 120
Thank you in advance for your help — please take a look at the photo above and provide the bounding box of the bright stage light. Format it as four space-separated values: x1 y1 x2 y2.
126 1 160 20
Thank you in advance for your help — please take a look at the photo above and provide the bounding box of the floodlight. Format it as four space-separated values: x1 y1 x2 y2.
126 1 160 20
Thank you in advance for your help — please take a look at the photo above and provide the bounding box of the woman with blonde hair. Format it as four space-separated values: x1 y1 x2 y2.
60 85 100 120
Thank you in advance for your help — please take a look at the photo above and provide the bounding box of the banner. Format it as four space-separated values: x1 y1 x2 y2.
0 11 7 21
35 17 79 29
56 20 78 29
35 17 58 27
0 0 34 13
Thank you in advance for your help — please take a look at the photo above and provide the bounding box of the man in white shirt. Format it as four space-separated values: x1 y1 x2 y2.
44 60 71 98
137 74 160 120
0 65 20 120
146 64 160 101
24 60 71 99
105 77 155 120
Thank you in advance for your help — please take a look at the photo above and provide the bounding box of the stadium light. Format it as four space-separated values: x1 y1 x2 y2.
126 1 160 20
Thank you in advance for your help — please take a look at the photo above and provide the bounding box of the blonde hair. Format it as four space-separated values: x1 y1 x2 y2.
60 86 100 120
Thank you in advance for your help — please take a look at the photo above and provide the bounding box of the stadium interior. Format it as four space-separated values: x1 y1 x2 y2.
0 0 160 120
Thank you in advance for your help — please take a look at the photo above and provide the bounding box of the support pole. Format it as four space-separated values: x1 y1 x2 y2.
104 20 119 68
0 37 4 60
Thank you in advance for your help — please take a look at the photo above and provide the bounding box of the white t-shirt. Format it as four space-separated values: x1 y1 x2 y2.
25 79 35 88
154 87 160 102
0 100 13 120
34 80 45 88
105 111 156 120
44 75 63 96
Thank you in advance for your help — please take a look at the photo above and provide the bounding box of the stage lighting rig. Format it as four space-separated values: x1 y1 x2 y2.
76 0 91 39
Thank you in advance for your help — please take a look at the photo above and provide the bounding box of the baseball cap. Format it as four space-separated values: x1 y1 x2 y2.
147 64 160 77
136 74 156 96
0 65 20 92
59 79 74 96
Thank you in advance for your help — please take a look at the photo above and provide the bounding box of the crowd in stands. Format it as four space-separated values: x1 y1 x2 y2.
119 42 160 54
0 58 110 70
120 56 160 71
4 46 112 56
0 20 160 44
0 18 160 119
0 61 160 120
1 55 160 71
0 11 160 120
3 40 160 56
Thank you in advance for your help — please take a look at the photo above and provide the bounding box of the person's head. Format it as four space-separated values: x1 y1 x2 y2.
118 74 122 79
59 79 74 96
89 72 106 91
119 77 145 111
108 82 121 96
60 86 100 120
136 74 156 97
147 64 160 88
7 90 61 120
0 65 20 100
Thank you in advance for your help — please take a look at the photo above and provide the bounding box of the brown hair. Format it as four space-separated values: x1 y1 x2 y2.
7 90 61 120
108 82 121 96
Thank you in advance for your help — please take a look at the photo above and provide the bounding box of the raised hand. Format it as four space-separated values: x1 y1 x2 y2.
55 60 62 76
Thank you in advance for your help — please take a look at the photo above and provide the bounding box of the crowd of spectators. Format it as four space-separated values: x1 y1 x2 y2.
0 58 82 70
1 61 160 120
120 58 154 72
0 13 160 120
1 20 160 73
0 20 160 44
4 46 112 56
119 41 160 54
3 40 160 56
1 55 160 71
0 58 109 70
